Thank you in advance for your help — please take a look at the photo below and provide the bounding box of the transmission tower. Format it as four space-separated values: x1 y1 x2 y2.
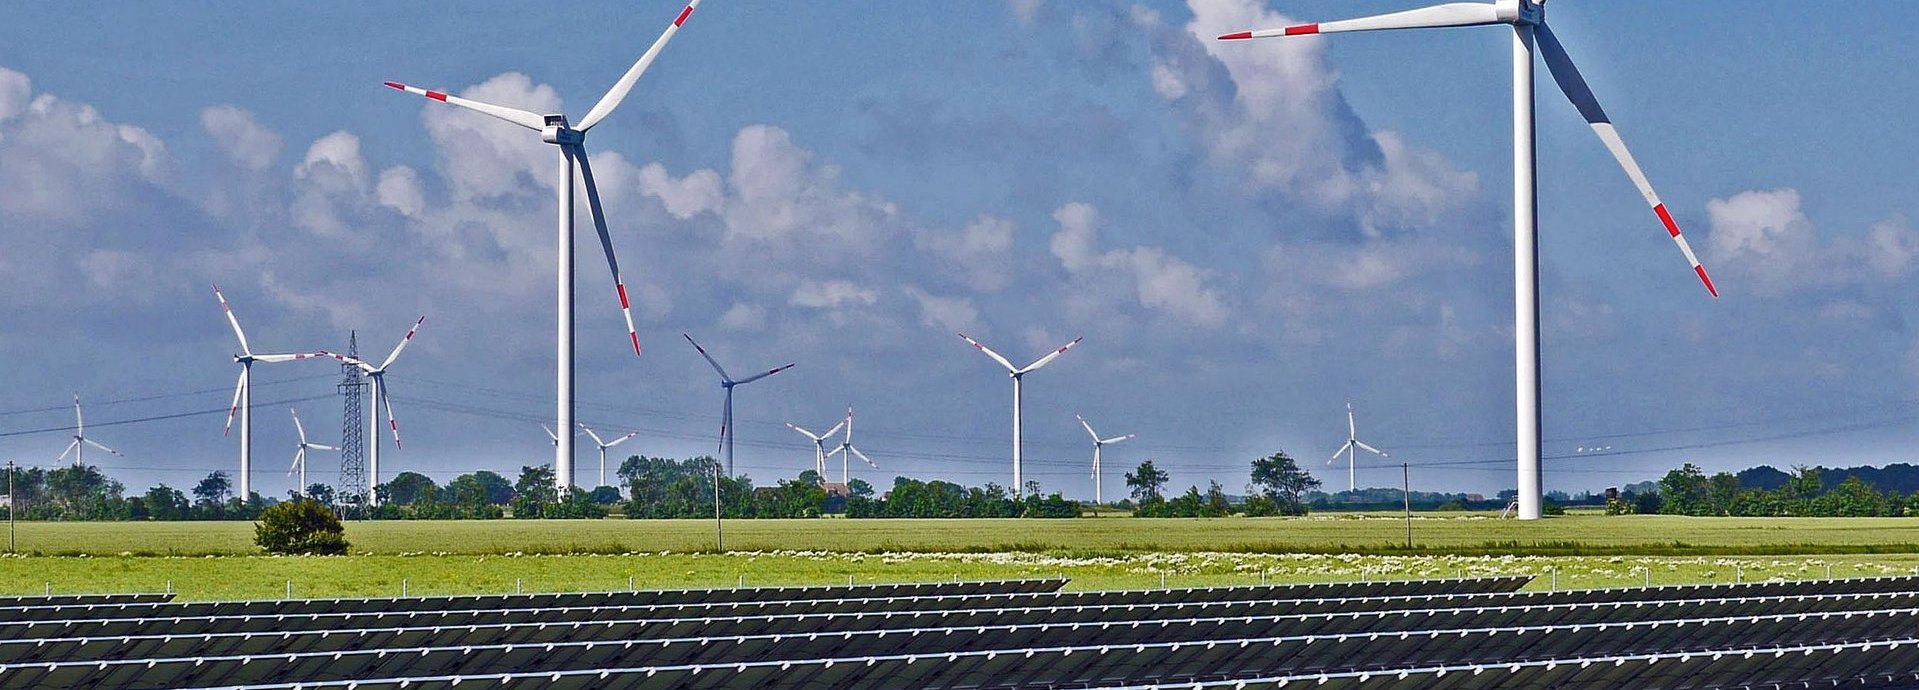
337 331 368 516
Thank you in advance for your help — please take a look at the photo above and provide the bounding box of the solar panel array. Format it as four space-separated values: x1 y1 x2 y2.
6 575 1919 689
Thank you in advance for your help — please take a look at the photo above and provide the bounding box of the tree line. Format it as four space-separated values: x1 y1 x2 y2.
1620 463 1919 518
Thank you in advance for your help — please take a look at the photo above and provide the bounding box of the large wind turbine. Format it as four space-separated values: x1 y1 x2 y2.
1329 402 1388 493
579 424 637 489
957 333 1083 498
824 406 878 486
1075 414 1132 506
288 408 335 499
383 0 708 494
57 394 120 465
1219 0 1717 519
319 316 424 506
785 416 846 480
216 284 326 499
684 333 794 475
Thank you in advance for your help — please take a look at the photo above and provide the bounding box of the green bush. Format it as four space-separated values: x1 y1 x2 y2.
254 499 349 555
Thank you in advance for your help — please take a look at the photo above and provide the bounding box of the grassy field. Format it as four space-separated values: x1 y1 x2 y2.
6 514 1919 600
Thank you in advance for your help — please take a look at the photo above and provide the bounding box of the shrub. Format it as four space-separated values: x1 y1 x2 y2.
254 499 349 555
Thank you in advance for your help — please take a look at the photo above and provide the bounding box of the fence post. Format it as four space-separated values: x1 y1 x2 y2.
736 574 744 589
1550 568 1557 593
515 577 522 595
628 576 634 593
286 580 292 600
1826 563 1833 580
1159 572 1167 590
402 578 408 598
165 580 172 596
1736 565 1743 584
1643 568 1650 588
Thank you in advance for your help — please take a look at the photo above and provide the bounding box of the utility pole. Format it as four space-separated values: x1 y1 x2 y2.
1402 462 1412 550
7 461 15 554
712 460 724 553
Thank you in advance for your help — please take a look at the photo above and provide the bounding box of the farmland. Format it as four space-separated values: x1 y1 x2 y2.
6 514 1919 601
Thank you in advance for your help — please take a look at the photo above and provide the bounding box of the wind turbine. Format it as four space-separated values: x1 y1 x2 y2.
957 333 1083 498
318 316 424 507
57 394 120 465
216 284 327 500
1075 414 1132 506
824 406 878 486
1219 0 1717 519
1329 402 1389 493
579 424 637 489
383 0 709 494
785 416 846 480
684 333 794 475
288 408 335 499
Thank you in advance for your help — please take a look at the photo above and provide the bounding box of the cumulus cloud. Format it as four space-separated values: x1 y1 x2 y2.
718 302 766 332
638 162 723 220
200 105 282 171
1143 0 1478 236
917 214 1017 292
790 279 879 310
0 68 31 122
1048 202 1229 327
903 286 980 334
1706 188 1919 295
290 131 372 240
0 84 172 224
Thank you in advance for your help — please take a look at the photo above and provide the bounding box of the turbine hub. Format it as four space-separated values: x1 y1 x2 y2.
1498 0 1544 25
540 114 582 145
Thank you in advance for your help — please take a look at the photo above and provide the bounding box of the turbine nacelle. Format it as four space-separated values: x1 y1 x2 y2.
1496 0 1543 25
540 114 583 146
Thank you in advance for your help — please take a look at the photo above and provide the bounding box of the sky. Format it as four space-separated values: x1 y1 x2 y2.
2 1 1918 501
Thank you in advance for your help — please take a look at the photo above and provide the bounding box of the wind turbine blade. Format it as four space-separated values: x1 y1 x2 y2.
291 448 304 475
1348 403 1357 438
378 382 403 449
733 362 795 385
382 81 545 131
379 316 427 370
579 425 606 446
72 394 84 433
543 424 560 442
822 419 846 440
786 423 819 440
212 283 253 356
850 446 878 469
956 333 1018 373
1331 441 1354 463
1355 440 1389 457
718 392 732 455
224 368 246 437
825 446 845 459
1218 2 1502 40
308 443 337 451
57 439 79 462
249 352 331 364
606 432 638 448
1019 336 1083 374
571 145 643 356
291 408 307 444
1536 22 1718 297
1102 434 1135 445
1077 414 1100 441
683 333 733 381
576 0 705 132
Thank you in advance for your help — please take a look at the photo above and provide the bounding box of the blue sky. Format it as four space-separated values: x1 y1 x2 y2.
2 1 1917 500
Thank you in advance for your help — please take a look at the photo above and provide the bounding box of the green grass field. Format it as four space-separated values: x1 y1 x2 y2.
6 514 1919 601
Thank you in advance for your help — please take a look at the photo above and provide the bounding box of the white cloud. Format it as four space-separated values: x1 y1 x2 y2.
0 68 31 123
290 131 371 240
200 105 282 171
790 279 879 310
903 287 979 334
1706 188 1919 294
718 302 766 332
376 165 427 218
1010 0 1043 25
638 162 723 220
0 88 173 224
722 124 898 246
420 72 560 202
918 214 1017 292
1048 202 1229 327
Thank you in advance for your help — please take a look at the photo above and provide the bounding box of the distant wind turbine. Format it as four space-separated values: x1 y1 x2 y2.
786 416 846 480
318 316 425 507
57 394 120 465
216 284 326 500
1330 402 1389 493
382 0 709 494
957 333 1082 498
824 406 878 486
579 424 638 489
1076 414 1133 506
1219 0 1717 519
685 333 794 475
288 408 335 499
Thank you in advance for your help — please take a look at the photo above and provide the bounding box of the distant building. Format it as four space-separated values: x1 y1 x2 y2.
821 482 851 498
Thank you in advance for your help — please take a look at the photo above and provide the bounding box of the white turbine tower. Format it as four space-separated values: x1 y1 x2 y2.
1075 414 1132 506
383 0 709 494
319 316 424 507
684 333 794 476
57 394 121 465
578 424 637 489
1220 0 1717 519
824 406 878 486
288 408 335 499
1329 402 1389 493
957 333 1083 498
216 284 325 500
785 416 846 480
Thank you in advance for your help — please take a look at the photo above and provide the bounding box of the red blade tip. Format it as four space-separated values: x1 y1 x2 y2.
1217 31 1253 40
383 81 405 91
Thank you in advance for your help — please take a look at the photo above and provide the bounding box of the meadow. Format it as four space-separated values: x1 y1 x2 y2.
7 514 1919 600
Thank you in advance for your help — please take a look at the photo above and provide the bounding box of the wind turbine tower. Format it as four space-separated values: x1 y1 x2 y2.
957 333 1082 498
1330 402 1389 493
1075 414 1133 505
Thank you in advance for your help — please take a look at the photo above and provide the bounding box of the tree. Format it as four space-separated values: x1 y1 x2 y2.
512 465 558 518
847 478 875 498
193 471 233 515
1125 461 1169 504
1657 464 1710 516
1249 451 1320 516
471 471 515 505
254 499 349 555
143 485 191 521
379 472 439 506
